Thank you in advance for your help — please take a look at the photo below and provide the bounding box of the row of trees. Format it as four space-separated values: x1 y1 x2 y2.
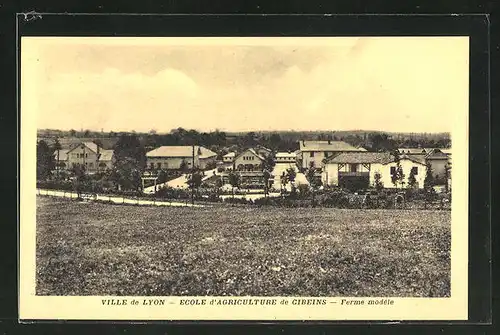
39 128 450 156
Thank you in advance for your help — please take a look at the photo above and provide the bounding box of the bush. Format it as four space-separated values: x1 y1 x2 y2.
224 197 253 205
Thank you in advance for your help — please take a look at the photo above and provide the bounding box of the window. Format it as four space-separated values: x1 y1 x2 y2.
157 163 161 169
349 164 358 172
150 163 154 169
390 166 396 175
411 167 418 175
89 163 93 168
310 152 315 157
85 153 88 158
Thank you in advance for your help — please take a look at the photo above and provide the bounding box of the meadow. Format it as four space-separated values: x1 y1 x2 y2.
36 196 451 297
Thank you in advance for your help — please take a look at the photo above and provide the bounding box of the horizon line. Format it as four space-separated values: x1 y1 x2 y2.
37 127 451 135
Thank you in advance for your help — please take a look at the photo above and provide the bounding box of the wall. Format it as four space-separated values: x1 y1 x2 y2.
276 156 296 163
146 156 199 170
323 159 427 189
322 163 339 186
428 158 448 180
234 150 263 171
323 163 371 186
302 151 348 169
372 159 427 189
67 146 99 171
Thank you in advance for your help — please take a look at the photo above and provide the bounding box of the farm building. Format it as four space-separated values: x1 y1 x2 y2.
233 148 265 171
322 152 428 190
223 152 236 163
146 145 217 170
397 147 451 180
54 141 114 173
275 152 297 163
299 140 364 169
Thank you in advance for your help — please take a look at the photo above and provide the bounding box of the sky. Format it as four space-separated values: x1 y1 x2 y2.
23 37 469 133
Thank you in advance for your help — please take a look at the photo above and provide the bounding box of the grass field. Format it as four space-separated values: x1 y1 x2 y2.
36 196 451 297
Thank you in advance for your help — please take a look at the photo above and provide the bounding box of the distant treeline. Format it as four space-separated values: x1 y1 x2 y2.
37 127 451 153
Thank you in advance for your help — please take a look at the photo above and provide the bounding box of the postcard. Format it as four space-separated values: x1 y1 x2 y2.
20 36 469 321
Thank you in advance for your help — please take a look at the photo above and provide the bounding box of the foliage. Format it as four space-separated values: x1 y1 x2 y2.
263 152 276 171
407 168 417 189
37 140 55 180
262 170 271 197
390 150 405 189
227 171 241 202
112 134 146 191
179 160 188 172
444 163 451 192
424 162 434 190
373 171 384 191
187 170 203 191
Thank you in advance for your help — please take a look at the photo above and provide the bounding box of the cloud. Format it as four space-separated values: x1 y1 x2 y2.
33 37 468 133
39 67 199 131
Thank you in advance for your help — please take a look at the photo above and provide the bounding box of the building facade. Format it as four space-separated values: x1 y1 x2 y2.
146 146 217 171
275 152 297 164
299 140 364 169
322 152 427 190
54 141 114 173
233 148 265 171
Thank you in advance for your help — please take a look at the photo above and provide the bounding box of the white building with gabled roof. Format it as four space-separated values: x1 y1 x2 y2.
299 140 365 169
146 145 217 170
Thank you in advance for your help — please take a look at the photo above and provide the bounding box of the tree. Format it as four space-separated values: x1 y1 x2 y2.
71 164 87 198
391 151 405 189
368 133 396 152
423 162 435 208
179 160 188 172
227 171 241 203
263 152 276 171
373 171 384 191
280 171 288 197
407 168 417 189
305 162 322 206
262 169 271 199
214 177 224 199
112 134 146 191
424 161 434 191
187 170 203 197
444 163 451 192
36 140 54 180
269 133 281 150
52 138 62 174
286 167 297 198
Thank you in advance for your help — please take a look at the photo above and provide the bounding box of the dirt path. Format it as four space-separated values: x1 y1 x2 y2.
37 189 205 207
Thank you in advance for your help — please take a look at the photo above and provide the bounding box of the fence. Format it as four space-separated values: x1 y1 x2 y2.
37 189 205 208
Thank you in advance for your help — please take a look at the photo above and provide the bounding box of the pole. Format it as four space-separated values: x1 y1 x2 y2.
191 144 195 205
